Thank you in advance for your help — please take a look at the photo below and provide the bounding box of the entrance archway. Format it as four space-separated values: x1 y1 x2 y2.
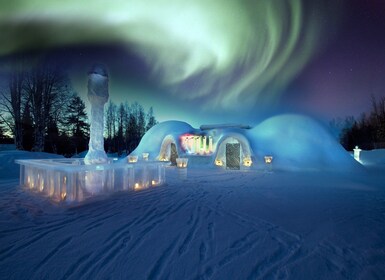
158 135 179 165
214 134 252 168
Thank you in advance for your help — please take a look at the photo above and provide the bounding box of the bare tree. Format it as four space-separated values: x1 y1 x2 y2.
24 62 68 152
0 65 25 150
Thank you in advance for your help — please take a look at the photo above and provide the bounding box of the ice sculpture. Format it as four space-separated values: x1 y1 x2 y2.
16 65 168 204
84 65 109 165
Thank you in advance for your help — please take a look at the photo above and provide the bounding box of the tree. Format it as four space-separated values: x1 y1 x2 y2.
370 96 385 144
21 101 34 151
125 109 139 153
340 96 385 150
0 66 25 150
105 100 117 153
24 61 68 152
137 103 146 139
65 94 89 137
116 102 126 155
0 117 6 141
146 106 157 132
63 93 89 154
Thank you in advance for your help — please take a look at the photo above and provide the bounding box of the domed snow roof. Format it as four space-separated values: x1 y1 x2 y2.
127 121 194 160
248 114 361 171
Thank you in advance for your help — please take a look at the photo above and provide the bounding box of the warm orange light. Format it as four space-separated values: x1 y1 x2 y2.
40 179 44 191
128 156 138 163
176 158 188 168
215 159 223 166
61 192 67 200
264 156 273 164
243 157 252 167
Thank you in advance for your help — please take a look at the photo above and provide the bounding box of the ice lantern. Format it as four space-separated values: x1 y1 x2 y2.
353 146 362 162
176 158 188 168
264 156 273 173
264 156 273 164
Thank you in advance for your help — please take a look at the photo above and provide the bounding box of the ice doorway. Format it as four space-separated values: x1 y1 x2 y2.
158 135 179 165
226 143 240 170
170 143 178 166
214 135 252 169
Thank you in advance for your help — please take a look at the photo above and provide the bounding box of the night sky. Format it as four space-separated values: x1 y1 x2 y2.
1 0 384 127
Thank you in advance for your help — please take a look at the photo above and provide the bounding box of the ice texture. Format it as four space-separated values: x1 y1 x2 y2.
84 65 109 165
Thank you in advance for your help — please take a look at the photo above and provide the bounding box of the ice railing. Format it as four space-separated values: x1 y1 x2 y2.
16 158 167 204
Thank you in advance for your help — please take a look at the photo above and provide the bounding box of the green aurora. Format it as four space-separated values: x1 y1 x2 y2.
0 0 342 115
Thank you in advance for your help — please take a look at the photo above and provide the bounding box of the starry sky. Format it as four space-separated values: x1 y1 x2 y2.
0 0 384 127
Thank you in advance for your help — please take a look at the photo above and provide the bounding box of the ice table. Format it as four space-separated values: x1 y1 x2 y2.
16 158 167 204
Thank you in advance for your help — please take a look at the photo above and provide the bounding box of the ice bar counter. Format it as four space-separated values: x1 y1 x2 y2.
16 158 167 204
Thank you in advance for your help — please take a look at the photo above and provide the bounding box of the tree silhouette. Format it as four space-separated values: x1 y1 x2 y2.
64 93 89 154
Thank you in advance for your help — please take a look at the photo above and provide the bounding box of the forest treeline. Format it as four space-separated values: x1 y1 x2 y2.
330 96 385 150
104 101 157 155
0 59 157 156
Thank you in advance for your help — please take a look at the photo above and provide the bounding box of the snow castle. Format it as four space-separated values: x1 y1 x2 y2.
128 115 361 172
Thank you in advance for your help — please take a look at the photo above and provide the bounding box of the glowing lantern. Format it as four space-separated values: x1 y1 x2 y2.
264 156 273 164
61 192 67 200
142 153 149 161
243 157 252 167
176 158 188 168
151 180 158 186
215 159 223 166
40 179 44 191
128 156 138 163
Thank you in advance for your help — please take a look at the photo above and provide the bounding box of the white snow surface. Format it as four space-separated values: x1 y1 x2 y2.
0 149 385 279
0 150 64 180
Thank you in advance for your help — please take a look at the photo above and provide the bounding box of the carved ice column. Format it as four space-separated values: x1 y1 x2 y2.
84 65 109 165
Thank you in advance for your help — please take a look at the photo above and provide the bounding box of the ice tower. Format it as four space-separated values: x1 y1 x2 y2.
84 64 109 165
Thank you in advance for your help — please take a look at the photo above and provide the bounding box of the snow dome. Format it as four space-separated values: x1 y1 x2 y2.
247 114 362 171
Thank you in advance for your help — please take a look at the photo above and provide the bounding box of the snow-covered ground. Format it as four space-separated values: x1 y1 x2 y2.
1 150 385 279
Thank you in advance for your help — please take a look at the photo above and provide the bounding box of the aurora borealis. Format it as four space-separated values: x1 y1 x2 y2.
0 0 384 126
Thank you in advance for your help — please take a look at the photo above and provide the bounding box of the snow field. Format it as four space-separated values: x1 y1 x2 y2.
1 165 385 279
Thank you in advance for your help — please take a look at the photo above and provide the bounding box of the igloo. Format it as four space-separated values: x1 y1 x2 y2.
128 114 361 172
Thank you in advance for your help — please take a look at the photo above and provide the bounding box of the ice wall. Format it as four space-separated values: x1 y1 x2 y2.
84 65 109 165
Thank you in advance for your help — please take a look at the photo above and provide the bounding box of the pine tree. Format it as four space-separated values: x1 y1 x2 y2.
64 93 89 154
105 101 117 152
146 107 157 132
116 103 126 155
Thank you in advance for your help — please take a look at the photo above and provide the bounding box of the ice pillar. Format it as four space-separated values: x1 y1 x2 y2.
208 136 213 153
84 65 109 165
